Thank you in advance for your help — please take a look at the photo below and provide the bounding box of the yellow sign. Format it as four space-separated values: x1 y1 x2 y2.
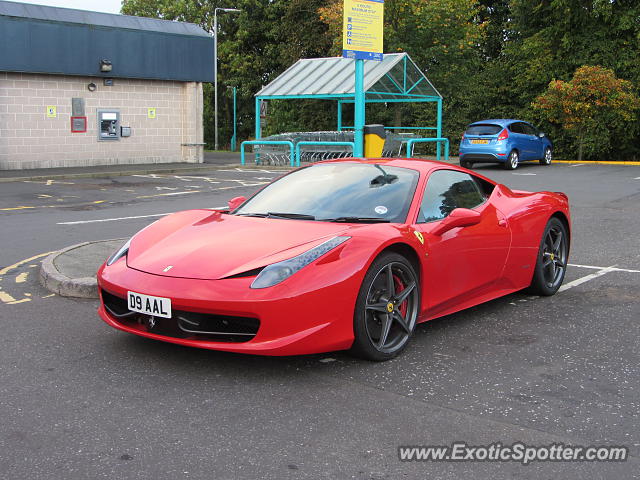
342 0 384 61
147 108 156 119
46 106 57 118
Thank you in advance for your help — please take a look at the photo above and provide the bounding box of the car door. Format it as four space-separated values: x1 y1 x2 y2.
414 169 511 317
522 122 544 160
508 122 532 160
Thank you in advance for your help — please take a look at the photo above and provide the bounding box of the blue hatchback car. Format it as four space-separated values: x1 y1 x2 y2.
459 119 553 170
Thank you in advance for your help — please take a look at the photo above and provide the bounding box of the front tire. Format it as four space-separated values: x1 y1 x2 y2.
350 253 420 361
528 217 569 296
539 147 552 165
504 150 519 170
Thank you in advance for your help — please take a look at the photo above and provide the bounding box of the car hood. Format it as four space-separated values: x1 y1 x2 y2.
126 210 353 280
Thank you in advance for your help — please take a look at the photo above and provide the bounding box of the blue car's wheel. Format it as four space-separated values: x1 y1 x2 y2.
540 147 552 165
460 159 473 169
504 150 519 170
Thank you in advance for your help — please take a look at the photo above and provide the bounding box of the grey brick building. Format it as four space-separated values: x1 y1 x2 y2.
0 0 214 170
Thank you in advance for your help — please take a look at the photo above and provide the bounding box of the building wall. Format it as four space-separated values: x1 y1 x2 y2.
0 72 204 170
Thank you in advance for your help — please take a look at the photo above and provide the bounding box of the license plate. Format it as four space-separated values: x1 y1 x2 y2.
470 139 490 144
127 291 172 319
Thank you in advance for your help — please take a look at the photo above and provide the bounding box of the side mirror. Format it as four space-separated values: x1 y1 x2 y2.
227 196 246 211
538 132 545 138
431 208 481 236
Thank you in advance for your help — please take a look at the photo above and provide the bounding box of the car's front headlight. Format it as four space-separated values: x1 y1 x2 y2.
106 238 131 266
250 236 350 289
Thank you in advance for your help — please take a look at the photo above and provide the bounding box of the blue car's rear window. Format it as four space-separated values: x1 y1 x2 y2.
465 124 502 135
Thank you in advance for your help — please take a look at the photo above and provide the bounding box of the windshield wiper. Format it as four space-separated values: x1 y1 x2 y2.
267 212 316 220
236 212 316 220
322 217 390 223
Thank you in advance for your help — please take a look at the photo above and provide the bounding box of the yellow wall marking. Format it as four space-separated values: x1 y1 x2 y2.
15 272 28 283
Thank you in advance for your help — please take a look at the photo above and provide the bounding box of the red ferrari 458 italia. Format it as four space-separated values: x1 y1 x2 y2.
97 158 570 361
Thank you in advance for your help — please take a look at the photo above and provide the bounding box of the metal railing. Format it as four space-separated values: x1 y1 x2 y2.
405 137 450 162
294 141 355 167
240 140 295 166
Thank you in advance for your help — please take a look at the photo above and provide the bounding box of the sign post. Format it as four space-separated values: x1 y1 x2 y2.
342 0 384 157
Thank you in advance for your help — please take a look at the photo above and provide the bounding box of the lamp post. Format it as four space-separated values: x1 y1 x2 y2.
214 7 241 151
227 86 237 151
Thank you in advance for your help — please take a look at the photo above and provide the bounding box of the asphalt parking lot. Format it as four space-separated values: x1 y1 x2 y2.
1 161 639 479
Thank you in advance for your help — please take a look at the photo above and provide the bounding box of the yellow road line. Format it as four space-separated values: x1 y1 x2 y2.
0 251 56 276
15 272 28 283
0 200 106 212
0 206 36 211
42 294 55 298
0 291 16 303
8 298 31 305
553 160 640 166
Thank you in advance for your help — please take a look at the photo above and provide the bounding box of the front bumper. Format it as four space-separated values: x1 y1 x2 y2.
97 258 360 356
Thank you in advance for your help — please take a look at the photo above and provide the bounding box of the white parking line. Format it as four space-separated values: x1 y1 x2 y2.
57 213 175 225
56 208 225 225
569 263 640 273
559 265 619 292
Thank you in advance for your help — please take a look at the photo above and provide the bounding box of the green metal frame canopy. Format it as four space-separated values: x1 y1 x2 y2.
252 53 445 161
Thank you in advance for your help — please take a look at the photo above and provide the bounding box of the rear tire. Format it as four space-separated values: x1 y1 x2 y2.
460 159 473 169
539 147 552 165
528 217 569 296
504 150 519 170
350 253 420 361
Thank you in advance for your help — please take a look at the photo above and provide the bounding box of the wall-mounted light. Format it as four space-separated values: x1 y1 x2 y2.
87 82 97 92
100 59 112 72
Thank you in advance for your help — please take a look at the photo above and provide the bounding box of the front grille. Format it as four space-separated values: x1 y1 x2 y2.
101 289 259 343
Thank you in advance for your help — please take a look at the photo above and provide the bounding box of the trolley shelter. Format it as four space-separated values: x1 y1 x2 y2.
242 53 448 166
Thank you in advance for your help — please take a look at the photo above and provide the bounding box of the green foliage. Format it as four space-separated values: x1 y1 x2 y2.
533 66 640 160
120 0 640 159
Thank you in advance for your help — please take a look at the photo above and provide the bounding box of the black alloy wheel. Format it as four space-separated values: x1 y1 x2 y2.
529 217 569 295
351 253 420 361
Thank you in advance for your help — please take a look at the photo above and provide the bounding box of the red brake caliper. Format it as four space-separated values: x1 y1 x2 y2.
393 274 408 317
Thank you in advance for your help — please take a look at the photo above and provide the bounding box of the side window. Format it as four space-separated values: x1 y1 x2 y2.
509 122 523 134
419 170 486 223
522 123 537 136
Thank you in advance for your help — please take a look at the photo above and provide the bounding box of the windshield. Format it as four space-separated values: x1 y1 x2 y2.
465 124 502 136
234 163 419 223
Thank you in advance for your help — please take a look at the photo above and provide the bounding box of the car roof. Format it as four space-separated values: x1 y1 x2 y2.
467 119 529 127
314 157 497 185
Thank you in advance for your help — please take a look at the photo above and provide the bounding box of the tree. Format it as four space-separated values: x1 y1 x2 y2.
532 65 640 160
122 0 335 148
319 0 485 149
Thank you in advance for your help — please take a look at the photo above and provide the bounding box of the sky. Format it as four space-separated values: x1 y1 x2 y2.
14 0 122 14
